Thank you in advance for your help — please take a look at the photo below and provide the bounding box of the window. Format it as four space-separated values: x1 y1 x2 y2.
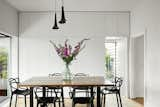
0 48 8 79
105 37 129 97
105 37 121 80
0 36 10 96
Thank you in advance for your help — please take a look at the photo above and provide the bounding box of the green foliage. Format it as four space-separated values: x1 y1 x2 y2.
63 55 73 65
0 48 8 79
105 51 113 71
105 49 114 79
105 70 114 80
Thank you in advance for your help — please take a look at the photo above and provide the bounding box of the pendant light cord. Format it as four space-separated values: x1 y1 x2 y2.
55 0 57 12
61 0 64 6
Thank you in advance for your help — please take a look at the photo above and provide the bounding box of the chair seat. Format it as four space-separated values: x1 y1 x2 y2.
100 77 123 107
105 86 117 90
47 87 62 94
37 97 57 104
13 89 30 95
48 86 61 89
73 97 93 104
73 86 89 90
101 86 119 94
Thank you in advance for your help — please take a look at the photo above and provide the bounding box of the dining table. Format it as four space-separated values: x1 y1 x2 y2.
18 76 113 107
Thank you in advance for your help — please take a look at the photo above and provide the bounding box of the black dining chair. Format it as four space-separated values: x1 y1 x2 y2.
35 87 58 107
47 73 65 107
9 78 30 107
69 73 90 98
70 87 95 107
101 77 123 107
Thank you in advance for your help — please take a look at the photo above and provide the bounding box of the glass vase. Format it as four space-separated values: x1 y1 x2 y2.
63 64 72 81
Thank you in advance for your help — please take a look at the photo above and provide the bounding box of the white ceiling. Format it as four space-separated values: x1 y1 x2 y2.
5 0 140 12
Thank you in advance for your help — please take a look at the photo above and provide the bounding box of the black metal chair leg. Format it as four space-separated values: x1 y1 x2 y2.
9 94 13 107
103 94 106 107
37 102 39 107
54 102 56 107
100 93 103 107
90 102 94 107
58 99 61 107
118 92 122 107
72 101 75 107
15 95 18 107
51 89 52 97
116 94 119 107
61 88 65 107
24 95 27 107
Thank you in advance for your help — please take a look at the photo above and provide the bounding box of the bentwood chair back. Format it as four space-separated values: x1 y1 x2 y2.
34 87 58 107
9 78 30 107
48 73 65 107
101 77 123 107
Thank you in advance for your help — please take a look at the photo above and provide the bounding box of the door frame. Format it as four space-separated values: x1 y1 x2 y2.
129 29 147 105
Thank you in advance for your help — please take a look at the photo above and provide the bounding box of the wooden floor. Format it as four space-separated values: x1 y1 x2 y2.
132 97 144 105
10 95 144 107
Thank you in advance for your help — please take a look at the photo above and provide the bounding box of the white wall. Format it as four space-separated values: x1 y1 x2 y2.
117 37 129 97
18 12 129 81
0 0 18 36
6 0 139 11
19 36 106 80
133 35 144 98
0 0 18 100
0 0 19 78
131 0 160 106
17 12 130 98
19 12 130 37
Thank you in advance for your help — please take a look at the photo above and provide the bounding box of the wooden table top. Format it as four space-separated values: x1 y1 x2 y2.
18 76 113 87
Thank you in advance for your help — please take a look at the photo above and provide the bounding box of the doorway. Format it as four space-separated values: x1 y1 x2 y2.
0 34 11 97
130 33 145 105
105 36 128 97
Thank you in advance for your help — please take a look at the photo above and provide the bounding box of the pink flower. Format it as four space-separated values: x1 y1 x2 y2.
64 47 69 56
50 38 89 65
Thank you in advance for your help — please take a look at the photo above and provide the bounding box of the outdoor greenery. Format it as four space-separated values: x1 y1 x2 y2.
0 48 8 79
105 49 114 79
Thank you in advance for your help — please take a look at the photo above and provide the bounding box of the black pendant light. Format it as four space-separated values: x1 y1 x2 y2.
52 0 59 29
59 6 66 24
52 13 59 29
59 0 66 24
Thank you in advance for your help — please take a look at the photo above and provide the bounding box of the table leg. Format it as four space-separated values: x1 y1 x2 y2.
41 87 46 107
42 87 46 97
30 87 33 107
62 87 65 107
97 86 101 107
91 87 94 107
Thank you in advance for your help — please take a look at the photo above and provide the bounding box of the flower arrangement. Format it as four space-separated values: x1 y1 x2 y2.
50 38 89 65
50 38 89 81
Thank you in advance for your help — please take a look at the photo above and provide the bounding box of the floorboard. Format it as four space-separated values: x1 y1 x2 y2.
132 97 144 105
